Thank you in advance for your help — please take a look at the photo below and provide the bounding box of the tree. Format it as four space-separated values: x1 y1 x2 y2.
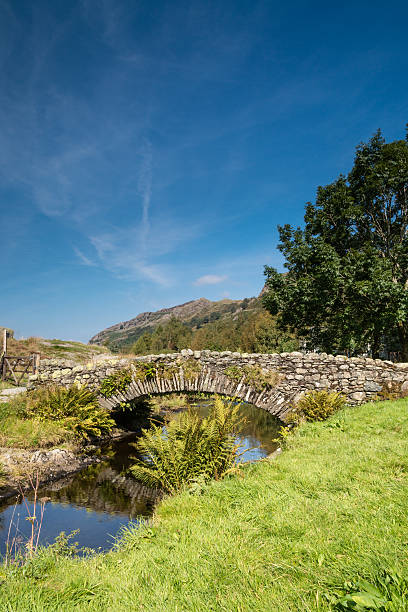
131 317 192 355
263 126 408 360
132 331 152 355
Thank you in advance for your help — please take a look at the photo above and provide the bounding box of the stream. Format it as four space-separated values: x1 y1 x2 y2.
0 400 281 555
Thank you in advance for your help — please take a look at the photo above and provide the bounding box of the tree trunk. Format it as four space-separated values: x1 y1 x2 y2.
397 323 408 362
371 333 381 359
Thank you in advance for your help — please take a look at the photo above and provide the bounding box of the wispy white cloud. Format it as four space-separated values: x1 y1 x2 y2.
0 1 319 297
138 139 153 252
88 216 199 286
194 274 227 286
73 247 97 267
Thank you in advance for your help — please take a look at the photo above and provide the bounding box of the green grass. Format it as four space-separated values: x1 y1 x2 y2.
1 398 407 610
0 415 71 449
0 381 15 391
0 386 114 450
0 394 73 450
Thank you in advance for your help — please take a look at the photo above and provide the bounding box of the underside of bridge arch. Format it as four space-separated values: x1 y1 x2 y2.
98 365 296 420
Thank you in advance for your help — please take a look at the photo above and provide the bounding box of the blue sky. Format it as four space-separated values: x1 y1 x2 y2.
1 0 408 342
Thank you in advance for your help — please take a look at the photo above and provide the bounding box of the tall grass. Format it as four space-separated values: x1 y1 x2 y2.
0 416 70 449
4 473 46 565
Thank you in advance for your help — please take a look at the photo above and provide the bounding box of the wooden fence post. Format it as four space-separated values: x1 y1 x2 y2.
2 329 6 357
33 352 40 374
1 329 6 380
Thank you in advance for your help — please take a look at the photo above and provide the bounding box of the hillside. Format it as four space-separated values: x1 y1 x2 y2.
89 296 259 351
2 333 110 363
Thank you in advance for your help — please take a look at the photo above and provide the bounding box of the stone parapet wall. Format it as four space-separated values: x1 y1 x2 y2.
29 349 408 420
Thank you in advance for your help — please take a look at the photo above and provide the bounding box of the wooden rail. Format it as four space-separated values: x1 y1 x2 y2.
1 354 40 386
1 329 40 385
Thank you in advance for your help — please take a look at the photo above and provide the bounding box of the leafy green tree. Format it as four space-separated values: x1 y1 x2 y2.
263 126 408 359
132 332 152 355
132 317 192 355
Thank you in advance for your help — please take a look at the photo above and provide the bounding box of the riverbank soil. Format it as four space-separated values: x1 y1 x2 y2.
1 397 407 610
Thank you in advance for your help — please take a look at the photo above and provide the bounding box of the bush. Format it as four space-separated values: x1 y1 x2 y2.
100 362 182 400
294 389 346 422
99 369 133 398
129 396 244 493
27 386 115 440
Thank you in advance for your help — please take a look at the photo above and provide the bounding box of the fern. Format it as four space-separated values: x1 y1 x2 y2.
27 386 115 440
129 396 244 493
295 390 346 422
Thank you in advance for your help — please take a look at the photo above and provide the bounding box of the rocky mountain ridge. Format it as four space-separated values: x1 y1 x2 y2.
89 296 259 351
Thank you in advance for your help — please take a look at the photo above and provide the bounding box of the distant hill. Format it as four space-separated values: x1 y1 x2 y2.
89 296 260 352
3 334 110 362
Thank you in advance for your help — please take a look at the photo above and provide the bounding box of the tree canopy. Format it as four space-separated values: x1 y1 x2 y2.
131 308 298 355
263 126 408 360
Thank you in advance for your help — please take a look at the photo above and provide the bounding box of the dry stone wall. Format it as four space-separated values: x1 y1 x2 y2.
29 349 408 421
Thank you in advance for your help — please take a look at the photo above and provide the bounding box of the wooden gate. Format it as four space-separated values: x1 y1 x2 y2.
1 329 40 386
1 353 40 385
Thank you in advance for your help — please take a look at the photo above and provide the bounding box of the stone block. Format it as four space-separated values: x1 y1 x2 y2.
350 391 365 402
364 381 382 392
401 381 408 396
0 387 27 396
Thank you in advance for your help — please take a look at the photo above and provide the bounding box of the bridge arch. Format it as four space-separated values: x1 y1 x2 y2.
98 364 293 419
30 349 408 422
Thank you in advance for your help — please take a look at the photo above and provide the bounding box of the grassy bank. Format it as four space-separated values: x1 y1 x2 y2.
0 394 72 451
1 398 407 610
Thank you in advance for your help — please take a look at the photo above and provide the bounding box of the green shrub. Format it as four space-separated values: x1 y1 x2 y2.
181 358 201 381
100 368 133 398
100 362 182 400
129 396 244 493
27 386 115 440
294 389 346 422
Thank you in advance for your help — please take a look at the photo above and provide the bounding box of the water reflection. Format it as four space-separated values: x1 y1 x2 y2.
0 398 281 554
180 400 281 460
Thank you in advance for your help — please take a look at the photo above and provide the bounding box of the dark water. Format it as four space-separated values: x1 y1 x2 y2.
0 401 281 555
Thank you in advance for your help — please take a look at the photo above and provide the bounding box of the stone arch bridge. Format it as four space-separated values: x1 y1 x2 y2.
29 349 408 421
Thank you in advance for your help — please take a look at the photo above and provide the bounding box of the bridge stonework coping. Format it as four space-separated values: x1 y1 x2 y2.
28 350 408 421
